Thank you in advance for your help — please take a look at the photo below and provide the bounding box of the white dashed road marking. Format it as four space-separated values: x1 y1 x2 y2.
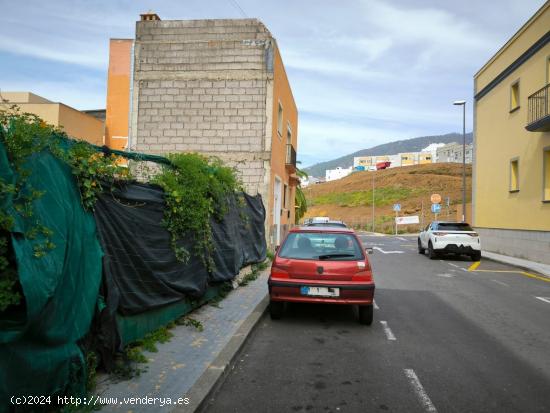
373 247 404 254
373 300 379 310
404 369 438 412
491 279 510 287
436 273 455 278
447 263 460 268
396 237 408 241
380 321 396 341
535 297 550 304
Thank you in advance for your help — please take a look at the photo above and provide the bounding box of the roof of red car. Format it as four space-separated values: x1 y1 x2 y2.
291 226 355 233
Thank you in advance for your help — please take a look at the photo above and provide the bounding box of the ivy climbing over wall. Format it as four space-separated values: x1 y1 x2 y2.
0 106 131 313
153 153 242 268
0 106 243 312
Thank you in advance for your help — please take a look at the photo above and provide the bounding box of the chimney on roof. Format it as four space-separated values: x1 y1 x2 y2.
140 11 161 21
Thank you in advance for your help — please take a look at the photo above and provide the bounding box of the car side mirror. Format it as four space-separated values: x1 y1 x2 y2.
365 247 374 255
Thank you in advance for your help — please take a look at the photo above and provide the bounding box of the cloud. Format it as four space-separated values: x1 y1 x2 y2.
1 77 106 110
283 49 392 81
358 0 499 71
0 35 108 70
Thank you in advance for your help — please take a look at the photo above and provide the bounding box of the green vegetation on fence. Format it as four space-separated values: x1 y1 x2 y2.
152 153 242 268
0 107 245 312
0 107 132 312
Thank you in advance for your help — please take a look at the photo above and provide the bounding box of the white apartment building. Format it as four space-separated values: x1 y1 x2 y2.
325 167 353 181
436 143 473 164
353 151 434 170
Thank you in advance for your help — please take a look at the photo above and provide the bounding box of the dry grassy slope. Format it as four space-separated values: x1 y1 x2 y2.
304 163 472 233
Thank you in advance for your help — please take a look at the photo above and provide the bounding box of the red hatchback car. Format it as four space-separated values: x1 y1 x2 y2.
268 227 375 325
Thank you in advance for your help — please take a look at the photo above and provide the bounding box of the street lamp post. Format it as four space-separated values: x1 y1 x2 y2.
453 100 466 222
372 171 375 232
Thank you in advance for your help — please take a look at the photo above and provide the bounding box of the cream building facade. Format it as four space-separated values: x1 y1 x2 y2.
1 92 104 145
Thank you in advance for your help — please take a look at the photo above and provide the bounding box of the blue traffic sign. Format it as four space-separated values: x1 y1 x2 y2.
393 204 401 212
431 203 441 213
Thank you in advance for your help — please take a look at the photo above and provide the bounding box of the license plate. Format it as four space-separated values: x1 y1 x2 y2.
300 286 340 297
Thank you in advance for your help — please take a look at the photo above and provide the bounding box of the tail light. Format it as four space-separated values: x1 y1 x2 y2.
352 259 372 281
270 262 289 279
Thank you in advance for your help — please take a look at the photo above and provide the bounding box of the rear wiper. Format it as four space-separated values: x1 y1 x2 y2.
318 254 355 260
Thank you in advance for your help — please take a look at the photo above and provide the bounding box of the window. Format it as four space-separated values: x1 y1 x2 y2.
277 101 283 137
510 158 519 192
278 232 364 261
438 223 474 231
510 80 520 112
287 123 292 145
544 148 550 201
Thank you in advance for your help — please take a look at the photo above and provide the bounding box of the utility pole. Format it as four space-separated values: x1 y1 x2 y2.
453 100 467 222
421 199 424 230
372 172 375 233
462 103 466 222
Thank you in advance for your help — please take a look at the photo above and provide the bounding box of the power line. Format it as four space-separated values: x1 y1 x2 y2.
229 0 247 17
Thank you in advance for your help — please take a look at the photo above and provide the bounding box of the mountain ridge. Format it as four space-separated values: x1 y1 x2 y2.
303 132 473 177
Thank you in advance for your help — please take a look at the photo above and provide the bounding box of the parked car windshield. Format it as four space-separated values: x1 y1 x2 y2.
437 223 474 231
278 232 364 260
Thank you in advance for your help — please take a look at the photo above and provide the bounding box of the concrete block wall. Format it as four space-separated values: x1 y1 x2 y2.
476 227 550 265
130 19 274 197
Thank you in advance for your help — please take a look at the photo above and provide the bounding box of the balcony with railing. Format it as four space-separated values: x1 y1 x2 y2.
526 84 550 132
285 144 296 173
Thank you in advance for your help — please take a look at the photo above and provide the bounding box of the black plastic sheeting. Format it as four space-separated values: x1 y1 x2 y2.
93 182 267 317
209 194 267 282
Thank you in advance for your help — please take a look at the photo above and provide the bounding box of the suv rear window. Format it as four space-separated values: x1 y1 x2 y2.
437 223 474 231
278 232 364 261
305 222 347 228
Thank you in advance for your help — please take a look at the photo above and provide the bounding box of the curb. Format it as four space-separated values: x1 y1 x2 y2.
172 293 269 413
481 251 550 278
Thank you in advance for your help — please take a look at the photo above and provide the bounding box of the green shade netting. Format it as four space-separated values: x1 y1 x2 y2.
0 141 103 410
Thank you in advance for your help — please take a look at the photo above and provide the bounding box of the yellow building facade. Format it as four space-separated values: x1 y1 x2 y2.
473 1 550 264
1 92 104 145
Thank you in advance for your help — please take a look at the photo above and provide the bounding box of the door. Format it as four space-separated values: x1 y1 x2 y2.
273 177 282 245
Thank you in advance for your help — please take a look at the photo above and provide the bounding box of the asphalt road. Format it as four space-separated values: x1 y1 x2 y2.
200 234 550 413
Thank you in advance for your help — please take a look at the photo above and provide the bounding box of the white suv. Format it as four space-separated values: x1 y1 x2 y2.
418 221 481 261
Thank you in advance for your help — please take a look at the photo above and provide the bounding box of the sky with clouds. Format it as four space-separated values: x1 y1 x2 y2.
0 0 545 166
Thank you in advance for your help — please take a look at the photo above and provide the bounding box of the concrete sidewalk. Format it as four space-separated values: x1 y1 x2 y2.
94 269 269 413
482 250 550 278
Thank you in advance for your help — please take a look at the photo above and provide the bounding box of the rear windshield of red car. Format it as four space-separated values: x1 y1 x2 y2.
278 232 364 261
437 223 474 231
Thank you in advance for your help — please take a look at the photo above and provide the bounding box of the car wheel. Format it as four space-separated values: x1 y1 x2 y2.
358 305 373 325
269 300 284 320
418 239 425 254
428 241 437 260
470 251 481 261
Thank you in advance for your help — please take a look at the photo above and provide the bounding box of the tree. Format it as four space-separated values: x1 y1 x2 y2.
295 167 308 224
